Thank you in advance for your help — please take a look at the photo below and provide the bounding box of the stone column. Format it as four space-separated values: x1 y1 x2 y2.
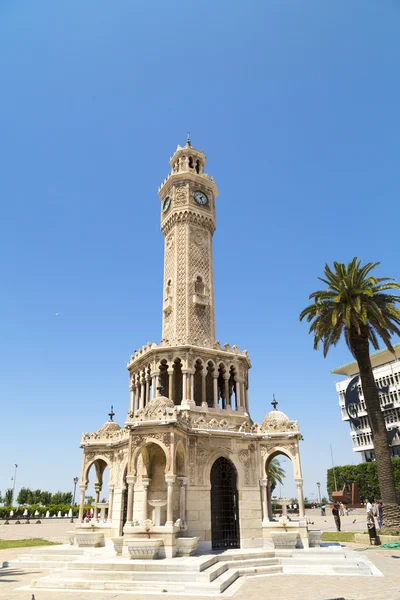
146 376 151 405
234 378 241 410
78 485 87 522
182 372 187 402
94 484 101 520
142 478 150 521
245 385 249 413
168 369 174 400
213 374 219 409
126 476 136 526
152 373 157 399
295 478 305 518
129 382 134 413
224 375 230 409
136 381 141 412
140 377 145 410
108 486 114 522
201 370 207 408
165 475 176 526
178 477 187 524
190 372 194 402
260 479 268 524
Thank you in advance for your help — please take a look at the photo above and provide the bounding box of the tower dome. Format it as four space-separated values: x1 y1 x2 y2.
261 397 293 432
96 421 121 435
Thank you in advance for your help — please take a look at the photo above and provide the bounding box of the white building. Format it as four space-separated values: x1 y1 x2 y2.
333 344 400 462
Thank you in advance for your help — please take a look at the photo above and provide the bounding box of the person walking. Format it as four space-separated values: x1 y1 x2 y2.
332 502 341 532
365 498 373 514
376 501 383 530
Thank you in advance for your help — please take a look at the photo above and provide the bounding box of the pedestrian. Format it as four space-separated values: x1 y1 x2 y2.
376 501 383 529
365 498 373 514
332 502 341 532
339 502 345 516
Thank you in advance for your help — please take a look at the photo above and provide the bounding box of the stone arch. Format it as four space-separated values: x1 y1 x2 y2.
131 439 171 476
194 358 204 406
83 454 113 485
172 357 183 405
217 362 228 409
202 450 244 489
263 444 299 478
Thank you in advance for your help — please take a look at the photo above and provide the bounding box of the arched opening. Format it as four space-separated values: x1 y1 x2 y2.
194 359 203 406
134 442 170 526
188 156 194 169
206 361 215 407
195 159 200 174
173 358 183 405
265 451 295 521
217 363 227 409
158 359 169 398
210 457 240 549
195 276 205 295
85 458 111 523
228 366 237 410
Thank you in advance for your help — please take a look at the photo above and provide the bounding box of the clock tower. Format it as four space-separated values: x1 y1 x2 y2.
159 138 217 348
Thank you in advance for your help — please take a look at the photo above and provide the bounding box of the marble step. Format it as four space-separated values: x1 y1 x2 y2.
225 557 280 568
48 567 226 583
222 550 275 561
237 564 283 576
31 568 239 594
65 557 219 573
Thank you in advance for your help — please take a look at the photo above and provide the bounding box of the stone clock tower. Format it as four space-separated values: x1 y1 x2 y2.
159 138 217 348
77 139 306 560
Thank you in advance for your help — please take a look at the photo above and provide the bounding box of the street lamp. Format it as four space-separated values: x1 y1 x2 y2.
316 481 322 505
11 464 18 506
70 477 79 523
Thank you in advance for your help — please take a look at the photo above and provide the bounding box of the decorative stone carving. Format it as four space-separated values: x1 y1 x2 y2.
133 396 176 421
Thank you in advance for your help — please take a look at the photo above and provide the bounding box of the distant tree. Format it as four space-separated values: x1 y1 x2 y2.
86 495 95 505
31 489 42 503
0 491 3 504
17 487 30 505
4 489 13 506
40 491 52 505
321 496 328 504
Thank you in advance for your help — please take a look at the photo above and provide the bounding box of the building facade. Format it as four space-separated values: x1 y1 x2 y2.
78 140 307 554
333 344 400 462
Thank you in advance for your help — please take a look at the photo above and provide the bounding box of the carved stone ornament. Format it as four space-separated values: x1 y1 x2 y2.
133 396 176 421
261 409 298 433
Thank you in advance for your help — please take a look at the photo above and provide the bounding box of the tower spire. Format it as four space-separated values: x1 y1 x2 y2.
186 131 191 146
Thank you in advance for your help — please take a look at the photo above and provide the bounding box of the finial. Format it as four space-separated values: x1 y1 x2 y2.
186 132 191 147
271 395 278 410
108 405 115 421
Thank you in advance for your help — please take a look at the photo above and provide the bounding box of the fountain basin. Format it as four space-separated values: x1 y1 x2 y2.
127 538 164 559
176 536 200 557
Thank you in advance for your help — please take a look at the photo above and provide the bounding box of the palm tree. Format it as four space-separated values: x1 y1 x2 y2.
300 257 400 527
266 458 286 519
267 458 286 494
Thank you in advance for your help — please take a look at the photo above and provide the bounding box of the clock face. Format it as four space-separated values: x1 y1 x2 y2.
193 191 208 206
162 196 171 212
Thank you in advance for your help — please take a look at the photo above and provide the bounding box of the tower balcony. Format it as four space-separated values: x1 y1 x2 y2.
163 296 173 313
192 293 209 307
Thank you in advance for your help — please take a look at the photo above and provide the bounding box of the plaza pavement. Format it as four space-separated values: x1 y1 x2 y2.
1 511 400 600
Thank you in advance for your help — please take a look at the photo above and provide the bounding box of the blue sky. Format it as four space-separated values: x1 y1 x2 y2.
1 1 399 502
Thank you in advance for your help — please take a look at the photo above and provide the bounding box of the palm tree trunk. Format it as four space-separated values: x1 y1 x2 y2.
351 334 400 528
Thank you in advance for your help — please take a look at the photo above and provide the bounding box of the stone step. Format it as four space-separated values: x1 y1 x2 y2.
221 550 275 561
225 557 280 568
30 546 84 555
67 557 218 573
32 568 239 595
238 564 283 576
49 568 220 583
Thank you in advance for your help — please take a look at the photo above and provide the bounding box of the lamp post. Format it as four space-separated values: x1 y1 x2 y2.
316 481 322 505
11 464 18 506
70 477 79 523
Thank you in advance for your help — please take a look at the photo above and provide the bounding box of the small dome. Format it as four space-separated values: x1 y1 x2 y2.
261 409 291 432
137 396 175 420
97 421 121 435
